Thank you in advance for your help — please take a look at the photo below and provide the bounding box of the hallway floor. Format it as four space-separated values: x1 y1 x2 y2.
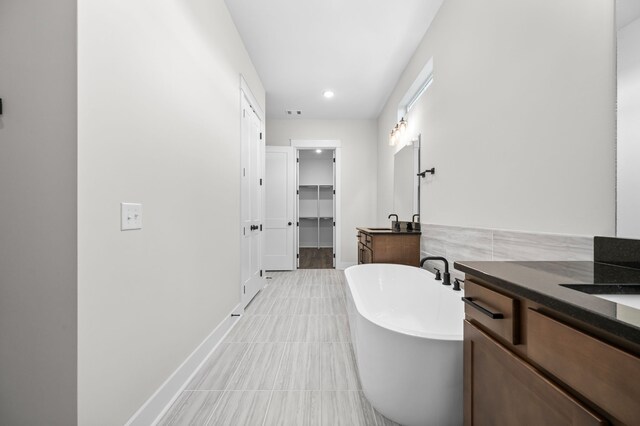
158 269 399 425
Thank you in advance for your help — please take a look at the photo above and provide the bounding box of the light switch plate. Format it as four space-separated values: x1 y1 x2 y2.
121 203 142 231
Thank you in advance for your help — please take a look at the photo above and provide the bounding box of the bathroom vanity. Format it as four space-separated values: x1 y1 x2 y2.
455 238 640 425
356 227 421 267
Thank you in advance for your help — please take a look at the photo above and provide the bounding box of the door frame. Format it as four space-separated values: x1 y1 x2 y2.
290 139 342 269
239 75 265 310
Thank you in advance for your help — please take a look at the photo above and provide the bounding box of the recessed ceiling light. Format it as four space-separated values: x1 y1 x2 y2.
316 149 322 153
323 90 335 99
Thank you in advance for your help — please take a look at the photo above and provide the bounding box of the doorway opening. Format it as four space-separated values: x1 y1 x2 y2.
263 140 341 271
297 149 335 269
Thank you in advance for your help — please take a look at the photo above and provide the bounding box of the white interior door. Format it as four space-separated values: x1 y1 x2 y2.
240 93 265 308
295 150 300 268
264 146 295 270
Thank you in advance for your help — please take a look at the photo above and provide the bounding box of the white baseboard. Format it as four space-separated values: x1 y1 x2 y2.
124 303 242 426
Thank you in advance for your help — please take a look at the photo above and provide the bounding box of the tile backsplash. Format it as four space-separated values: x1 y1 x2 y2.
420 224 593 281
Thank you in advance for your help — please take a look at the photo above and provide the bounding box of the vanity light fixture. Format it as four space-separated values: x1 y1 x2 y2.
323 90 335 99
388 117 407 146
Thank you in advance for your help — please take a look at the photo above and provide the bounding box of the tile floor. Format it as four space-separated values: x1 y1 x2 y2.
158 269 399 425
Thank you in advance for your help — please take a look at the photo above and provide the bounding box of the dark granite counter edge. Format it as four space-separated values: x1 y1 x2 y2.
356 227 422 235
454 261 640 345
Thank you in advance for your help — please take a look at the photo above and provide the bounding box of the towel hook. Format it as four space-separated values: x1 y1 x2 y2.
417 168 435 178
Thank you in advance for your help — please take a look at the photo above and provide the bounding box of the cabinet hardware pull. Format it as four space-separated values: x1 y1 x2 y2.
461 297 504 319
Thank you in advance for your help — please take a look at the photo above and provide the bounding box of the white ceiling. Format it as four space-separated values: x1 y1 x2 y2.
617 0 640 30
225 0 444 119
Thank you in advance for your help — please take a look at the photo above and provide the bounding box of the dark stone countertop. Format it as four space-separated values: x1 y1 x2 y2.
357 227 421 235
454 260 640 346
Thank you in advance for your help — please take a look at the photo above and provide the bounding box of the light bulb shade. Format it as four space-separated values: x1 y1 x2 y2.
399 117 407 134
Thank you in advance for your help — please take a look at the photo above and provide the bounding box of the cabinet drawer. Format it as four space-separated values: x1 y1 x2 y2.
359 232 372 247
528 309 640 426
463 281 519 344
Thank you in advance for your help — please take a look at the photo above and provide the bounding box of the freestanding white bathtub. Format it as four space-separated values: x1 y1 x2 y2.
345 263 464 426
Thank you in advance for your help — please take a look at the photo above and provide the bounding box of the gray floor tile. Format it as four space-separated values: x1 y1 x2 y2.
269 298 299 314
300 285 323 298
168 270 390 426
323 297 347 315
289 284 307 298
288 316 322 342
275 343 321 390
224 315 265 342
245 296 276 315
266 285 288 298
227 342 286 390
206 391 270 425
321 391 377 426
254 315 293 342
276 273 298 287
158 391 222 425
323 284 345 298
295 298 323 315
264 391 321 426
186 343 248 390
260 284 281 298
320 343 360 390
320 315 350 342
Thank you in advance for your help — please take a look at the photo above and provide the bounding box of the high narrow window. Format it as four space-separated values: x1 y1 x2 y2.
405 74 433 113
398 57 434 120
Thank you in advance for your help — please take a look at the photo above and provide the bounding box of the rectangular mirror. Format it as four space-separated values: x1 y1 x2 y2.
393 136 420 221
617 0 640 239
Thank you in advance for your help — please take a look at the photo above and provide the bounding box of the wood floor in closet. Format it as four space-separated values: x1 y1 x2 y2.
298 248 333 269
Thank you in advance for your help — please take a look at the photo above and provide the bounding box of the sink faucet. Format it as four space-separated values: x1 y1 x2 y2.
388 213 400 231
420 256 451 286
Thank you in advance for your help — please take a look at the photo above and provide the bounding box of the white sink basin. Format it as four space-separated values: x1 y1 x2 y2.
594 294 640 310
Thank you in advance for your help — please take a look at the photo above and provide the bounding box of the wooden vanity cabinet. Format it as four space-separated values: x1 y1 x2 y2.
463 278 640 426
356 229 420 266
464 321 606 426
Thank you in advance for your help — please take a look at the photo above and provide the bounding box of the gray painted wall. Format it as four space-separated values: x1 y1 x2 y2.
377 0 616 237
0 1 78 425
77 1 265 423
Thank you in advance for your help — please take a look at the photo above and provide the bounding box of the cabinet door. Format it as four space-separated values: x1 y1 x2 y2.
464 321 607 426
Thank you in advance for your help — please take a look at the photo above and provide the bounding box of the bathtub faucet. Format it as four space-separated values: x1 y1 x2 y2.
420 256 451 286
